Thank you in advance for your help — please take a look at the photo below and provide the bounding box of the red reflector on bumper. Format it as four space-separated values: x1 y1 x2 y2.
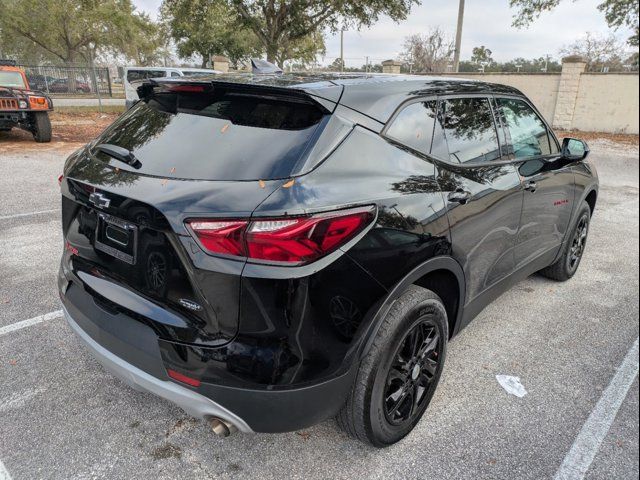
167 369 201 387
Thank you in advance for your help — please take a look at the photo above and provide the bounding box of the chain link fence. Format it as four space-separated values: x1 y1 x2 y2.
18 65 113 97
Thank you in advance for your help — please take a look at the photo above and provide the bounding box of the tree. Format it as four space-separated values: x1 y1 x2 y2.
275 31 326 67
400 28 454 73
161 0 262 67
559 32 628 71
600 0 639 46
0 0 161 65
471 45 493 64
329 57 345 71
229 0 419 65
509 0 639 46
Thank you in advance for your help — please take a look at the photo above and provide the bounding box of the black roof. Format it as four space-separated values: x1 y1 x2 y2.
149 72 525 123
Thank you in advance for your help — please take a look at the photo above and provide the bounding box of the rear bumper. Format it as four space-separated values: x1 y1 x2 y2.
62 305 254 433
61 280 356 433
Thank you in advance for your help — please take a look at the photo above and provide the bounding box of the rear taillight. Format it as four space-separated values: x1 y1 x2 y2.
187 206 375 265
187 220 247 256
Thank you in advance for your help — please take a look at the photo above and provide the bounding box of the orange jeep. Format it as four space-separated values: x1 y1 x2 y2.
0 60 53 142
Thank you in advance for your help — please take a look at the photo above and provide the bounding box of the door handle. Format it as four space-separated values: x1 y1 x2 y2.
524 180 537 192
448 189 471 204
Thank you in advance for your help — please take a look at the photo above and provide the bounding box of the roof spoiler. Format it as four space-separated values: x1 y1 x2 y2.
136 79 337 114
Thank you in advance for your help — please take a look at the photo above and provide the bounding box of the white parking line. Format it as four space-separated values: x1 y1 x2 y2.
0 209 59 221
0 310 63 337
554 337 639 480
0 388 47 414
0 460 12 480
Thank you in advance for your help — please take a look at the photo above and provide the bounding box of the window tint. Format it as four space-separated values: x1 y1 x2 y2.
442 98 500 163
498 98 554 158
385 101 438 155
181 71 213 77
91 91 326 181
126 70 167 82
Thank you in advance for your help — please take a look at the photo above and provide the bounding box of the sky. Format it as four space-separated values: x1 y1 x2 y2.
133 0 636 67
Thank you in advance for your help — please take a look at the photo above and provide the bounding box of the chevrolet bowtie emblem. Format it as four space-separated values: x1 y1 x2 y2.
89 192 111 209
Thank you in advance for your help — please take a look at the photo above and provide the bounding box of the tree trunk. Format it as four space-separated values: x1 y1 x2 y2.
266 43 278 65
65 52 78 94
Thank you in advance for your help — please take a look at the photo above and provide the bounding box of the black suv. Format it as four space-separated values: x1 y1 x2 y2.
59 73 598 447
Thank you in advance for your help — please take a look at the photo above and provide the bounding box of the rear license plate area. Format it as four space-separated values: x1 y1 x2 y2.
95 213 138 265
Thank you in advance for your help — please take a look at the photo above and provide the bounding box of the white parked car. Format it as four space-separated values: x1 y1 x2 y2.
123 66 221 107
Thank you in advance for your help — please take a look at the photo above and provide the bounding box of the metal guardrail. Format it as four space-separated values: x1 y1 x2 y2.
18 65 112 97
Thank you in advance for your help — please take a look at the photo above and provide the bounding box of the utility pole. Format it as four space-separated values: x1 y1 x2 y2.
340 29 345 73
453 0 465 73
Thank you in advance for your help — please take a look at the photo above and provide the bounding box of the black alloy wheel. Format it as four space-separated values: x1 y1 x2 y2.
383 318 441 426
337 285 448 447
568 215 589 271
540 201 592 282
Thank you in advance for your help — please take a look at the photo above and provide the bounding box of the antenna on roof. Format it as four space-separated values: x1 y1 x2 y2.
251 59 283 75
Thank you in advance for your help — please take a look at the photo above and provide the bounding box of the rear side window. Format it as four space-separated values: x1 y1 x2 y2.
385 101 438 155
92 90 327 181
126 70 167 82
442 98 500 163
497 98 557 158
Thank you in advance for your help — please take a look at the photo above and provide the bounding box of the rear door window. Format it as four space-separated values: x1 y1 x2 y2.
441 97 501 163
497 97 557 158
91 90 327 181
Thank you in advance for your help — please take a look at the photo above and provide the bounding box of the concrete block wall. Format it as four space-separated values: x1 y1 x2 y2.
552 56 588 130
572 73 639 133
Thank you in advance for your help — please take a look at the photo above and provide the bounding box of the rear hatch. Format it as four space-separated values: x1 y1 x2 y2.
61 79 335 346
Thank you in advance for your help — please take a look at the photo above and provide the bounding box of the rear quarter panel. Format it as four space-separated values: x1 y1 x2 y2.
232 127 451 386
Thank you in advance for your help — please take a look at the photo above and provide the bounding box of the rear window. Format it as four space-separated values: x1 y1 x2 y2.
126 70 167 82
91 89 327 181
181 71 214 77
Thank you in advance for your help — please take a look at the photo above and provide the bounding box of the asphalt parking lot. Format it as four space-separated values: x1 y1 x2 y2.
0 136 638 480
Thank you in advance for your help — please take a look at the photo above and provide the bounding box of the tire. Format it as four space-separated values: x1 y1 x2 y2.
336 285 448 447
31 112 52 143
539 201 591 281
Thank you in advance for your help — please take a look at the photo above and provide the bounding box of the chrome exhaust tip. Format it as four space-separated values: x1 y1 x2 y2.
208 417 238 437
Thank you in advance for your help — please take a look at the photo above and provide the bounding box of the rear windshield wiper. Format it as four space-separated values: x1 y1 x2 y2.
95 144 142 169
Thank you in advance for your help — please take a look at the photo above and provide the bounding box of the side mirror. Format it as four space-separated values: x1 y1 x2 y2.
561 137 590 161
